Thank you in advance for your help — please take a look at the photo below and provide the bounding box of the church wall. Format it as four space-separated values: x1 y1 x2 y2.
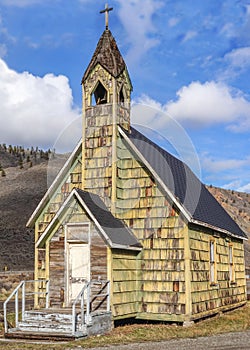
49 228 65 307
34 156 82 286
114 137 187 321
189 227 247 319
83 105 113 208
35 201 108 308
111 249 140 319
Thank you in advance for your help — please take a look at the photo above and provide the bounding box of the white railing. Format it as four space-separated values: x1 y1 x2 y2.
3 279 50 333
72 280 110 335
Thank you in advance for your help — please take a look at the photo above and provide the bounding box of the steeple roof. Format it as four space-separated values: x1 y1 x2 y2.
82 29 126 82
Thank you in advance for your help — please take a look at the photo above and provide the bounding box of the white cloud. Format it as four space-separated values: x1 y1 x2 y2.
166 81 250 128
182 30 197 42
201 155 250 173
0 58 81 150
168 17 179 27
134 81 250 132
0 43 7 57
0 13 16 56
224 47 250 69
115 0 163 64
222 180 250 193
237 182 250 193
133 81 250 131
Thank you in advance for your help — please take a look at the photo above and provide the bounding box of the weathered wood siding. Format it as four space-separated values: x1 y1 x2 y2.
112 249 140 319
115 137 187 321
90 225 107 282
49 235 65 307
35 154 82 284
84 105 113 208
189 227 246 318
35 197 108 307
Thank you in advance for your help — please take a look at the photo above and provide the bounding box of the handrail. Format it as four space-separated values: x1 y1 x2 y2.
4 281 23 333
72 281 88 335
3 279 50 334
71 279 110 335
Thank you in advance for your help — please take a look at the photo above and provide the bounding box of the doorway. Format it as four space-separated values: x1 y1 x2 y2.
66 224 90 305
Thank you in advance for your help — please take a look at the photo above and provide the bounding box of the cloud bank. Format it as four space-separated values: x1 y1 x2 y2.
133 81 250 132
0 58 80 150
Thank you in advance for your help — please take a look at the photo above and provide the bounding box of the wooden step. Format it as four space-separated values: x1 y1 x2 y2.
5 329 86 341
17 320 84 334
23 310 74 322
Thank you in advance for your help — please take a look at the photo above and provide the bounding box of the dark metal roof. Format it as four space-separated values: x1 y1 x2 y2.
76 188 142 249
82 29 126 82
123 126 247 239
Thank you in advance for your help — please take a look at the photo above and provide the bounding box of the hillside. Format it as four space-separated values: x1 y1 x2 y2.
0 145 249 270
0 145 67 270
207 186 250 269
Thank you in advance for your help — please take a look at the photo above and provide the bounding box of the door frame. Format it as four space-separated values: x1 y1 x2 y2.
65 223 91 306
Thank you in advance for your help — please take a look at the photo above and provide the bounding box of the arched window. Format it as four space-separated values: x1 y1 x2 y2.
119 88 125 103
91 81 107 105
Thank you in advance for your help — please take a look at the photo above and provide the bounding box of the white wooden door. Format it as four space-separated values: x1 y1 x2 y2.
68 243 89 303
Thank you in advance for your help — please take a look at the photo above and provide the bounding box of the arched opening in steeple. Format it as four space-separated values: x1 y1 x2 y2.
91 81 107 105
119 87 125 104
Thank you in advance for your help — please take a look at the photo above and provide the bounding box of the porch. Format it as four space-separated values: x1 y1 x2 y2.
3 279 112 340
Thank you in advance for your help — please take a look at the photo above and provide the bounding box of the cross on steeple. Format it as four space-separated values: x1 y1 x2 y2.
100 3 113 30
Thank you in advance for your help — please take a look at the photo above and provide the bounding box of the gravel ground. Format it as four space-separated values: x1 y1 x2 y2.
71 331 250 350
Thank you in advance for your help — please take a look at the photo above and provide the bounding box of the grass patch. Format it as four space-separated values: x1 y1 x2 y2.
0 302 249 350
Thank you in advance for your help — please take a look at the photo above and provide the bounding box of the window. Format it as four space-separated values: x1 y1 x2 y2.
119 87 125 103
229 245 235 282
91 81 107 105
210 240 216 283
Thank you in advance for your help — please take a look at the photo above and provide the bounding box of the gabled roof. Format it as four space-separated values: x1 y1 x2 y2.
82 29 129 83
36 188 142 251
119 126 247 240
76 189 141 249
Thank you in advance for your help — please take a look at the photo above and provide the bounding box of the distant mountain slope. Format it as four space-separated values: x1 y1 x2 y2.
207 185 250 269
0 146 67 270
0 145 249 270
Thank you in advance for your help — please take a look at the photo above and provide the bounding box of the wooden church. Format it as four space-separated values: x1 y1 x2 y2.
4 6 247 339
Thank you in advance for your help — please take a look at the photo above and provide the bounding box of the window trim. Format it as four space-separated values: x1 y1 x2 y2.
209 239 217 285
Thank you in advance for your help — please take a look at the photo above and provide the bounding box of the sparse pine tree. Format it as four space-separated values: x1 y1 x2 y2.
8 145 13 154
1 169 6 177
19 157 23 169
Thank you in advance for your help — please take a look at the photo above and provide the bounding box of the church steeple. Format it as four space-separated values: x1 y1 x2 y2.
81 5 132 117
81 7 132 209
82 29 126 83
81 29 132 111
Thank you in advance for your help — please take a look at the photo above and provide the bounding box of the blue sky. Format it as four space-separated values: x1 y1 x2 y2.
0 0 250 192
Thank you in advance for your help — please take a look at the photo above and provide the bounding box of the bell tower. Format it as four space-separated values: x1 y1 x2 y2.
81 5 132 209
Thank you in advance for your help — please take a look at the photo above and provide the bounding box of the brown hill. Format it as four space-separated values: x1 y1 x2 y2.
0 145 67 270
207 185 250 270
0 145 249 270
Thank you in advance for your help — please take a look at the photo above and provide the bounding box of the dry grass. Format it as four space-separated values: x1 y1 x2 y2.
0 302 249 350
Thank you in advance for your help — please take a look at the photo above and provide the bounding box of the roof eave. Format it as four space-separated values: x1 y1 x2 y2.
110 243 142 251
190 218 248 241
